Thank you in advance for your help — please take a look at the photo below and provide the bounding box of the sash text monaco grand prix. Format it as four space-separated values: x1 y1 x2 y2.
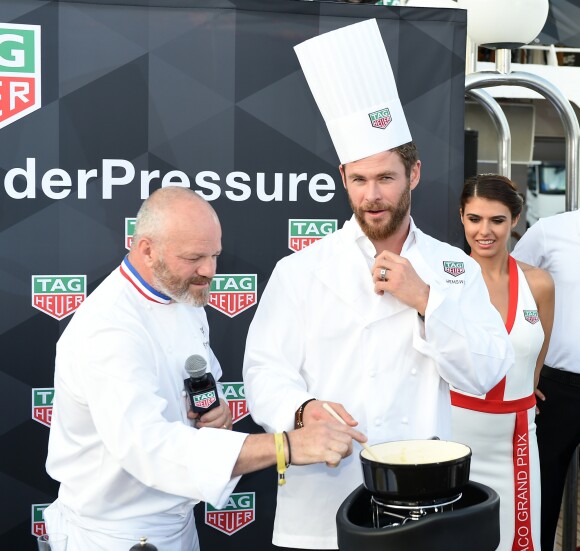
3 158 337 202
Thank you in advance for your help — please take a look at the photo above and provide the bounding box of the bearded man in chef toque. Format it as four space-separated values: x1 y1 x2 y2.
242 19 515 551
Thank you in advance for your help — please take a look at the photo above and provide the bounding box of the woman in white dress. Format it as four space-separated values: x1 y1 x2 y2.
451 174 554 551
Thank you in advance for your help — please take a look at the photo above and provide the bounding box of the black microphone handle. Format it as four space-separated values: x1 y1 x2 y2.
184 372 220 414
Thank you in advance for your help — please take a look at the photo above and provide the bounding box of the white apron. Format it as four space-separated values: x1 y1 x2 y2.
44 500 199 551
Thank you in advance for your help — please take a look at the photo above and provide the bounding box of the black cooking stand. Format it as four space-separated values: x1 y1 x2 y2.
336 481 500 551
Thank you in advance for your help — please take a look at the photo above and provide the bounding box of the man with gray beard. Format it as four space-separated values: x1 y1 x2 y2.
44 186 366 551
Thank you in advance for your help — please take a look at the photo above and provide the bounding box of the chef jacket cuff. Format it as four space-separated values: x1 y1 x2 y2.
412 282 446 349
423 281 445 321
194 428 248 509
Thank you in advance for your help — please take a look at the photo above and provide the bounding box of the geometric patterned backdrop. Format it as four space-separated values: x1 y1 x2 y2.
0 0 467 548
539 0 580 47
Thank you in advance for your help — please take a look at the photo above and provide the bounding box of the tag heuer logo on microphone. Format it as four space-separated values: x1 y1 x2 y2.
443 261 465 277
31 503 49 537
0 24 41 130
524 310 540 324
125 217 136 250
32 388 54 428
206 492 255 535
223 383 249 424
368 107 392 130
209 275 257 318
193 390 217 409
32 275 86 320
289 219 337 252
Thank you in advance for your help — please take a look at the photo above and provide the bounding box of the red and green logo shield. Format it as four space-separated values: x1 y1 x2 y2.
32 388 54 428
0 24 41 130
523 310 539 324
32 275 86 320
443 261 465 277
125 217 136 250
193 390 217 409
368 107 392 130
209 275 257 318
288 219 337 252
222 383 248 424
31 504 49 537
206 492 255 535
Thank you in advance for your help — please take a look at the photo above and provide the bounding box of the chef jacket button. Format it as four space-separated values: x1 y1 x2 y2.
411 368 417 376
375 418 381 426
401 417 409 424
369 371 376 378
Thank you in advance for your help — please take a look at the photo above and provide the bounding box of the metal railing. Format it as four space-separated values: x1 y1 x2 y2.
466 48 580 211
465 88 511 178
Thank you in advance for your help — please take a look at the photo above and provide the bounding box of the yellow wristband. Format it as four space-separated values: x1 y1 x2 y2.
274 432 286 486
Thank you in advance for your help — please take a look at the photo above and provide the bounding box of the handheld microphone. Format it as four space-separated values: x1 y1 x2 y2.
184 355 220 413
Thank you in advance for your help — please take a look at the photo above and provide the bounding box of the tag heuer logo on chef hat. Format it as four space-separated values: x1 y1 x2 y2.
294 19 411 165
369 108 393 130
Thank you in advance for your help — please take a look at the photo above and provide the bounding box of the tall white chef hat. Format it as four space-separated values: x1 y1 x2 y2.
294 19 412 165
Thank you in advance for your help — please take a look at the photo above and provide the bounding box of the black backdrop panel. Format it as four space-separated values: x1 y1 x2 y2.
0 1 466 549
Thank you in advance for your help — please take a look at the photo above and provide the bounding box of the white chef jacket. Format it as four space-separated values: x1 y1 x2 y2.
45 257 247 550
512 209 580 374
242 216 513 549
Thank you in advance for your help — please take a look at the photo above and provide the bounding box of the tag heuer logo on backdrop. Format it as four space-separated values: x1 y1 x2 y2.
0 24 41 130
125 217 136 250
443 261 465 277
223 383 249 424
31 503 49 537
206 492 255 535
32 275 86 320
524 310 540 324
208 275 257 318
289 219 337 252
32 388 54 428
368 107 392 130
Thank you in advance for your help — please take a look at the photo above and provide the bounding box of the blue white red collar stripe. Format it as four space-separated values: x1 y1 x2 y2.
119 256 172 305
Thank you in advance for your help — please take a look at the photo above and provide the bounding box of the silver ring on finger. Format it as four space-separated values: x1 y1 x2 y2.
379 268 387 282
